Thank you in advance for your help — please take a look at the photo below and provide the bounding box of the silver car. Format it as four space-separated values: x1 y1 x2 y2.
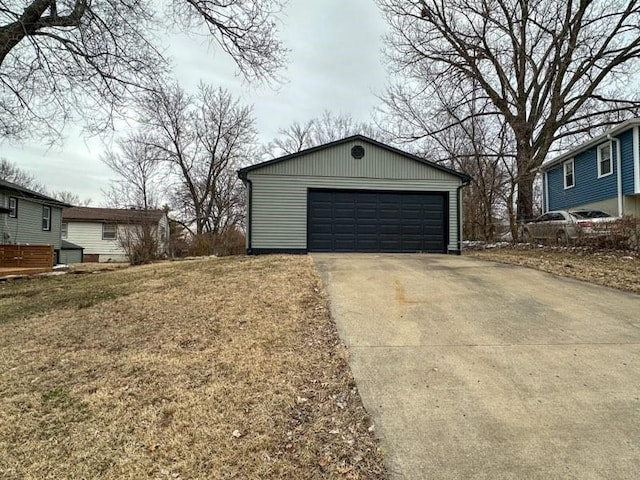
522 210 618 243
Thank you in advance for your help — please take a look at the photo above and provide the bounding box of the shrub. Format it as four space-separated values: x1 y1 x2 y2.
614 215 640 250
119 223 162 265
573 215 640 251
188 229 246 257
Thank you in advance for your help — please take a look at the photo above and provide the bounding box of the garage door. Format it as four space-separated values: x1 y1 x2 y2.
308 189 447 253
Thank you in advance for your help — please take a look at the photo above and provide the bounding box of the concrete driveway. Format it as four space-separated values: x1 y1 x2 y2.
312 254 640 480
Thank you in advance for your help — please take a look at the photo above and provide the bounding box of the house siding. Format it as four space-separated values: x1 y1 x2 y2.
0 192 62 248
546 128 639 215
66 215 170 262
548 141 619 211
66 222 125 259
620 129 635 195
245 140 464 252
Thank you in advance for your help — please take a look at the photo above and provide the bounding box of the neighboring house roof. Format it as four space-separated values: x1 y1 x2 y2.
238 134 471 183
0 178 71 207
0 206 10 214
63 206 165 224
61 240 84 250
541 117 640 171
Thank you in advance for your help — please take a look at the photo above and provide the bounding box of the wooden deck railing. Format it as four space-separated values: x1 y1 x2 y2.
0 245 54 269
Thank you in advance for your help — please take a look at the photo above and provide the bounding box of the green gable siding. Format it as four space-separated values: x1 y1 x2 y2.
255 140 460 181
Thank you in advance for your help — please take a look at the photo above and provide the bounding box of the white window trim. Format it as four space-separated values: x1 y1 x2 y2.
102 223 117 241
563 159 575 189
42 205 51 231
597 142 613 178
8 197 17 218
61 222 68 239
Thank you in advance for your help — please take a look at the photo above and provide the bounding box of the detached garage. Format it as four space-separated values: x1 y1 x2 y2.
238 135 469 254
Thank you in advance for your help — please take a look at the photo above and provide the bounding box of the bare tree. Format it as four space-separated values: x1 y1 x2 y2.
135 82 255 235
118 216 163 265
264 111 381 157
0 0 287 142
435 114 513 241
0 158 44 191
0 158 92 204
379 0 640 220
102 133 162 209
48 190 92 206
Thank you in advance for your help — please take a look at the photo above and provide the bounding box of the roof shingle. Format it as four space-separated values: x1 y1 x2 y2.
63 207 165 223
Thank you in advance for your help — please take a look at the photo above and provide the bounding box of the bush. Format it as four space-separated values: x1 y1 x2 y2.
188 230 246 257
119 223 162 265
614 215 640 250
574 215 640 251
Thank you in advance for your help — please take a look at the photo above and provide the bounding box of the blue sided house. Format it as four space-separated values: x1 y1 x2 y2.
540 118 640 217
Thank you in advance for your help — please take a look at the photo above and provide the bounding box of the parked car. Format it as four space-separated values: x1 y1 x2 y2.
522 210 619 243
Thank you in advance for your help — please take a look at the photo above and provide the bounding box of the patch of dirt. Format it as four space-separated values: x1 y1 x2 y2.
0 255 387 479
466 245 640 294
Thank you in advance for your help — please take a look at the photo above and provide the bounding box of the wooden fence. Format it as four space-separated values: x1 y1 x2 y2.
0 245 54 270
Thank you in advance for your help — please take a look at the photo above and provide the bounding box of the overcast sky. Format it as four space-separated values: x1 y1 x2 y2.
1 0 389 205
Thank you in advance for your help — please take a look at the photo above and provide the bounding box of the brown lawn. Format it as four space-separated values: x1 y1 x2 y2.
466 246 640 294
0 256 386 479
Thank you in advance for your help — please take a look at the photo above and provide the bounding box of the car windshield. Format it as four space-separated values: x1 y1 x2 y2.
570 210 611 219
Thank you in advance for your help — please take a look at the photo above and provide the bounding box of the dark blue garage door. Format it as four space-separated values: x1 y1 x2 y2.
308 190 447 253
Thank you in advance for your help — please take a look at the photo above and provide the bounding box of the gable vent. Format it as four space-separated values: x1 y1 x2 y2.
351 145 365 159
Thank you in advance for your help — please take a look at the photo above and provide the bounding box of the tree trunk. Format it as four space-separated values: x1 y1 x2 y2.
516 173 535 222
515 140 536 222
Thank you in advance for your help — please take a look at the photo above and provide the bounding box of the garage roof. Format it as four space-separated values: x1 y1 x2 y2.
238 135 470 182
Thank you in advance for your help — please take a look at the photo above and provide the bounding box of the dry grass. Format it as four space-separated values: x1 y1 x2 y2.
67 262 130 273
467 246 640 294
0 256 386 479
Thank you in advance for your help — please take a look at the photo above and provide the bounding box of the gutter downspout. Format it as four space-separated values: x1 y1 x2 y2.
608 134 623 217
238 171 253 255
544 170 549 213
456 177 470 254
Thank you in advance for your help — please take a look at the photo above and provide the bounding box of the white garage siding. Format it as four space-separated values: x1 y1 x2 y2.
245 139 465 252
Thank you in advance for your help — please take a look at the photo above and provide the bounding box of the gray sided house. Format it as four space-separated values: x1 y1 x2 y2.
541 118 640 217
238 135 470 254
0 178 68 255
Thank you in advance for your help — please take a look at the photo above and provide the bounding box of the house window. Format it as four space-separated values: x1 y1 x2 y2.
61 222 68 239
42 206 51 231
102 224 117 240
9 197 17 218
563 159 575 189
597 143 613 177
